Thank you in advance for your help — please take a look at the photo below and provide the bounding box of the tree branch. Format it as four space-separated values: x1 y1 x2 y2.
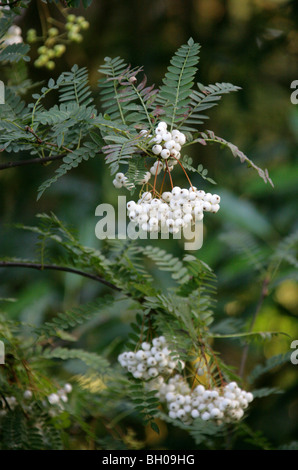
0 261 121 292
0 154 65 170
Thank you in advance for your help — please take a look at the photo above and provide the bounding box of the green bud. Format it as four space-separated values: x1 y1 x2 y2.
76 16 85 24
46 49 55 59
38 54 48 66
37 46 47 55
67 14 76 23
81 21 89 30
45 38 55 47
46 61 55 70
48 27 59 37
34 59 42 68
71 24 80 34
54 44 66 57
72 33 83 43
27 28 37 43
27 28 36 36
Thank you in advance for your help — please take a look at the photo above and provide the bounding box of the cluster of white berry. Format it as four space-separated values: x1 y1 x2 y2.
150 376 253 425
112 170 152 189
118 336 185 380
0 383 72 417
46 383 72 406
112 121 186 189
119 337 253 426
149 121 186 168
126 187 220 233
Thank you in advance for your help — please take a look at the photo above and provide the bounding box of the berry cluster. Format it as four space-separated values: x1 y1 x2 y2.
150 121 186 168
112 121 221 234
151 376 253 425
118 336 185 380
65 14 89 43
119 337 253 426
27 14 89 69
112 121 186 190
0 383 72 417
126 187 220 234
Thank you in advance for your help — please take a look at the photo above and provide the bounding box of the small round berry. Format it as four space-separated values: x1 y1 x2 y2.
160 149 170 159
157 121 167 130
161 132 171 142
48 393 60 405
211 204 220 213
152 144 162 155
64 383 72 394
191 409 200 418
23 390 33 399
148 367 158 378
202 201 212 212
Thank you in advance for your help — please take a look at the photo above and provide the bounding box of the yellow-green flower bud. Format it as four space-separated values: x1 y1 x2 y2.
54 44 66 57
27 28 37 43
34 59 42 68
67 14 76 23
81 21 89 30
38 54 48 66
72 33 83 43
45 38 55 47
46 61 55 70
37 45 47 55
46 49 55 59
48 27 59 37
71 24 80 34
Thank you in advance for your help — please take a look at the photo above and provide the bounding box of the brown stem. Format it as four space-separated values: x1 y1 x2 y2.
165 160 173 189
0 261 120 292
25 126 73 154
159 169 167 195
171 155 193 189
239 276 270 378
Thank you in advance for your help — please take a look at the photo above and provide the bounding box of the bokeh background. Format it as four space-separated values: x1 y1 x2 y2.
0 0 297 449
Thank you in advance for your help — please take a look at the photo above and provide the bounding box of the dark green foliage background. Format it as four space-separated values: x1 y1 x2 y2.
0 0 297 449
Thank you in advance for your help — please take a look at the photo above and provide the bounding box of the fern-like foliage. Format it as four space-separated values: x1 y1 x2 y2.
98 57 157 129
158 38 200 130
179 81 241 131
58 65 93 107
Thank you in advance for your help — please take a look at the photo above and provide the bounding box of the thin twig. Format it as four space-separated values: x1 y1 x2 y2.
0 154 65 170
25 126 73 154
239 276 270 378
171 155 193 189
0 261 121 292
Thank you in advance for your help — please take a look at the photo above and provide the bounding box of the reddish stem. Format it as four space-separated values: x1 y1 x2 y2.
165 160 173 189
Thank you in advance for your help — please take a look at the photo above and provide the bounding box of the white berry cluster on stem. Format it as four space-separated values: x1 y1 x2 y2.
118 336 185 379
112 121 221 234
127 187 220 234
118 336 253 426
150 376 253 425
0 383 72 417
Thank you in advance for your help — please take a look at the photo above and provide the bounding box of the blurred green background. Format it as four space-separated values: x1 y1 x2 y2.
0 0 297 449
